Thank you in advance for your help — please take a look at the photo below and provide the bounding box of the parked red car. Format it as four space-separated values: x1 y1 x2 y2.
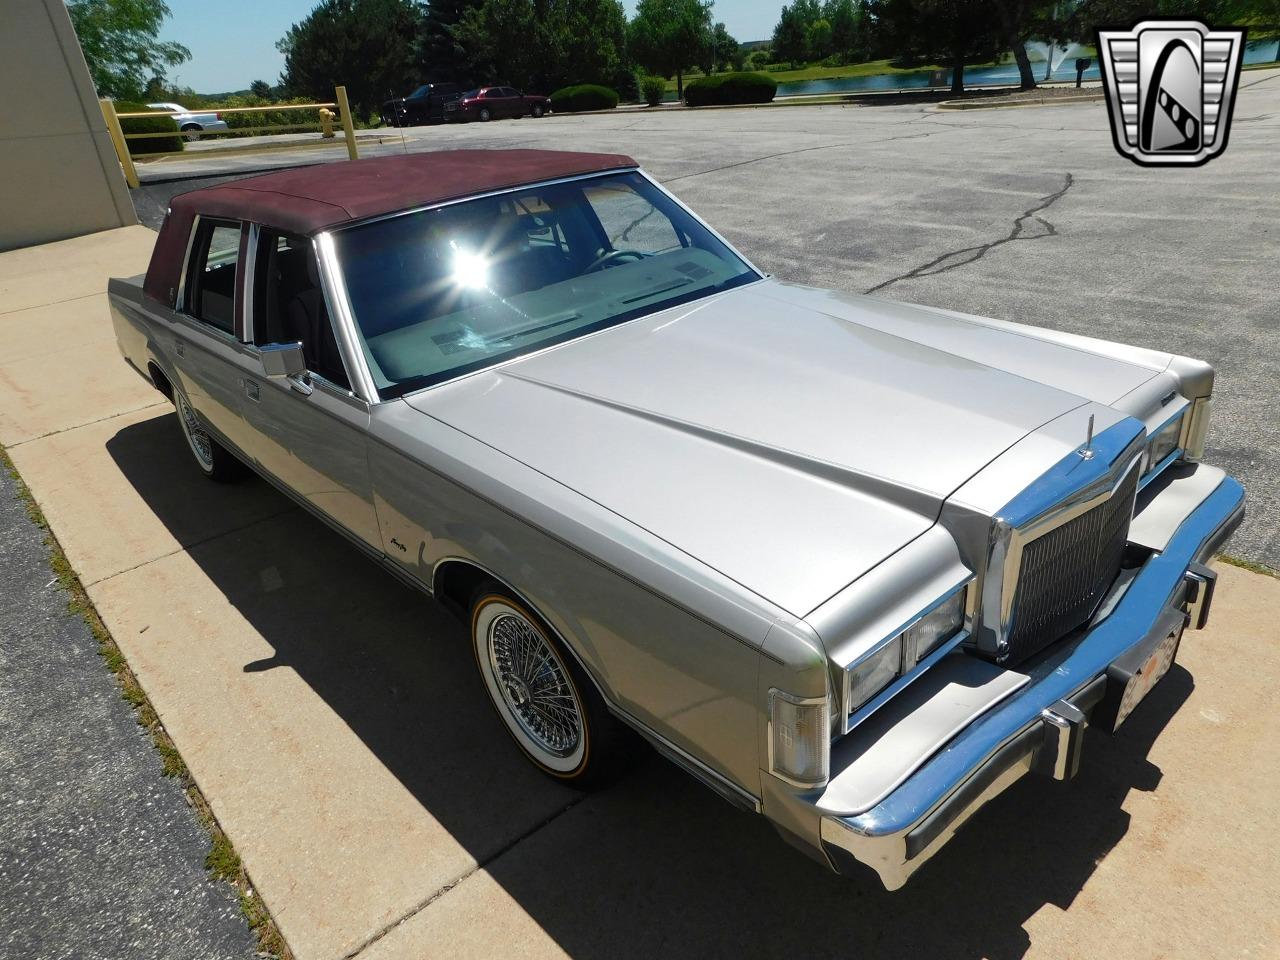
445 86 551 122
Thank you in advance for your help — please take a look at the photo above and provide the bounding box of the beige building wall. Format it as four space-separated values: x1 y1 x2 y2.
0 0 137 252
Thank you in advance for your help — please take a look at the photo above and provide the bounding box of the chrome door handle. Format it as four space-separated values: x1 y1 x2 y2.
288 374 314 397
245 380 260 402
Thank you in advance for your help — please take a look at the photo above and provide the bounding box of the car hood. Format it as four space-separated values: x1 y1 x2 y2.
406 279 1159 616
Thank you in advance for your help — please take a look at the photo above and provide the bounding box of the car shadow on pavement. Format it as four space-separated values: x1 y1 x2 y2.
106 412 1192 960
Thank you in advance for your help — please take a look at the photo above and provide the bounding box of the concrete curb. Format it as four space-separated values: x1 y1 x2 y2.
937 91 1106 110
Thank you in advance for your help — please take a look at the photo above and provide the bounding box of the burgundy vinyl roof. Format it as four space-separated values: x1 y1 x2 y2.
143 149 637 306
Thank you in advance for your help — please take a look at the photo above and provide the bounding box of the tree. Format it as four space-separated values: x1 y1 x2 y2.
806 17 834 58
628 0 713 99
454 0 627 91
418 0 477 81
67 0 190 100
871 0 1005 92
250 79 275 100
277 0 423 116
825 0 866 61
772 4 809 62
713 22 740 71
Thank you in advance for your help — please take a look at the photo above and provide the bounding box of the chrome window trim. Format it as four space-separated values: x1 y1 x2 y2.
840 577 974 736
242 223 260 344
171 309 242 349
173 213 203 314
313 231 379 403
979 419 1147 659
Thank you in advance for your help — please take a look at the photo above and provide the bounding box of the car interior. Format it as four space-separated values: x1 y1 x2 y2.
253 232 350 389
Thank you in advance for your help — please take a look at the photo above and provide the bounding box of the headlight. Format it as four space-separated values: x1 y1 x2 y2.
1146 413 1184 472
846 636 901 712
768 688 829 787
902 587 966 665
842 582 971 729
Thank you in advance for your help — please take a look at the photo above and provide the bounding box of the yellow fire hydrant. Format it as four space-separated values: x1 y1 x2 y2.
319 107 335 139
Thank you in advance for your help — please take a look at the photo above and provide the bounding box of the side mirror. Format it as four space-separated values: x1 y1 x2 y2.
260 341 306 380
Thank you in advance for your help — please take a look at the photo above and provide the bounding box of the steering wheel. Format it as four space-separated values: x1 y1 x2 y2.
584 248 646 273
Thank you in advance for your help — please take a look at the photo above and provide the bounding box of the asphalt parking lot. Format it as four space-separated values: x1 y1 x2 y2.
2 77 1277 960
137 70 1280 571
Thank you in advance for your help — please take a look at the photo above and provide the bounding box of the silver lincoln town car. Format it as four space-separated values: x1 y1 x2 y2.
109 149 1244 888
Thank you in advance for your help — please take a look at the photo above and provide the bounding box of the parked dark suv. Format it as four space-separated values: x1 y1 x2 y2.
445 87 552 122
381 83 464 127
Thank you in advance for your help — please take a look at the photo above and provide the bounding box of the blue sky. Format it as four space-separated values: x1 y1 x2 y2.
159 0 777 93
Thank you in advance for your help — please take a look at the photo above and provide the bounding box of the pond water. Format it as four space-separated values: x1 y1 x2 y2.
665 39 1279 102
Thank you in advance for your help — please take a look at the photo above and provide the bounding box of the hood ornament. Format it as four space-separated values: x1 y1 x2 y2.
1078 414 1096 460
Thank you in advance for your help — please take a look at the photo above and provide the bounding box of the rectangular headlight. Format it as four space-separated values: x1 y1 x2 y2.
768 688 830 787
843 582 971 730
846 636 901 713
1146 413 1183 471
902 587 966 665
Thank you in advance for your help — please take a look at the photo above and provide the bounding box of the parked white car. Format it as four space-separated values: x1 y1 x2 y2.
146 102 229 141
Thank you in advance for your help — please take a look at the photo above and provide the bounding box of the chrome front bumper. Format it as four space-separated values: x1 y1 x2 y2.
818 472 1245 890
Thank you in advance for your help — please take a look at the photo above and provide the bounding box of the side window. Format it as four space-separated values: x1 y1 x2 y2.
252 230 350 390
186 220 241 334
582 181 684 257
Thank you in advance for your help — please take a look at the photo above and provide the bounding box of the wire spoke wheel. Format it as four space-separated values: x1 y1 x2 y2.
473 597 586 774
176 393 215 472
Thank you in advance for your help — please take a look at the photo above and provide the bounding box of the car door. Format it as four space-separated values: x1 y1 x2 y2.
501 87 523 117
169 217 256 456
234 228 381 550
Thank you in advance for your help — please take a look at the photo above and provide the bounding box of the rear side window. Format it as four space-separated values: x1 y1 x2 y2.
186 220 241 334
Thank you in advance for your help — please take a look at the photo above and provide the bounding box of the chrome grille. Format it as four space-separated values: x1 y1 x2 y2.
1005 465 1138 663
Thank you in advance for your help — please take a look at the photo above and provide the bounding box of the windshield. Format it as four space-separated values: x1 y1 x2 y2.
409 85 431 98
331 171 760 398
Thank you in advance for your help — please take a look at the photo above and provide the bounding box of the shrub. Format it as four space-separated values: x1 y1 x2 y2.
640 75 666 107
549 84 618 113
219 95 322 138
114 101 183 155
610 69 640 104
746 50 771 70
684 72 777 107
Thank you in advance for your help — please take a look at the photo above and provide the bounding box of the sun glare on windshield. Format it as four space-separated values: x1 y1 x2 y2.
449 242 490 290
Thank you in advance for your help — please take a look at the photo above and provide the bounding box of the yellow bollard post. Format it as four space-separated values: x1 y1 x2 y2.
318 107 335 138
334 86 359 160
99 99 140 189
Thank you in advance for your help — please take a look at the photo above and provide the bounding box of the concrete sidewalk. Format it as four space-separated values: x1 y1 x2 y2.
2 226 1278 959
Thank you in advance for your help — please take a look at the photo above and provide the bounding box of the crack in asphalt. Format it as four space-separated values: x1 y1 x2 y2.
660 130 936 184
863 172 1074 295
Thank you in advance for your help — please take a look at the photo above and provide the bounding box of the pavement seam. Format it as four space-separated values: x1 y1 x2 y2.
6 400 170 449
83 503 301 588
341 794 589 960
0 289 105 317
863 171 1075 294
